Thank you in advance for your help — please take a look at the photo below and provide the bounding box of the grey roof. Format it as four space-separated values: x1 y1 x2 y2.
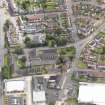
78 103 96 105
48 75 62 89
40 49 58 61
25 48 58 66
40 53 58 61
32 77 46 91
8 96 26 105
28 49 37 59
30 58 42 66
41 49 57 54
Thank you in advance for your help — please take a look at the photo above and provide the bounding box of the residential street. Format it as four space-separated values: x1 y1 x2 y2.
56 19 105 103
1 0 105 105
66 0 79 42
0 7 7 105
0 8 5 67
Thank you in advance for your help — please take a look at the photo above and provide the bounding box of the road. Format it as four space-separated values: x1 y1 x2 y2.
0 8 4 105
74 20 105 59
66 0 79 42
57 1 105 101
37 19 105 70
0 6 8 105
0 8 5 67
1 0 105 104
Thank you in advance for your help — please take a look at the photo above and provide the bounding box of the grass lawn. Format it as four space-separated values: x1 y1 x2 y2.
94 47 103 54
46 2 56 7
99 32 105 37
77 60 88 69
46 2 57 11
65 98 78 103
79 75 88 81
58 47 76 58
47 5 56 11
4 54 9 65
99 55 105 63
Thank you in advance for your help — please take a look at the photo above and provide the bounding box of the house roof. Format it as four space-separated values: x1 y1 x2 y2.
28 49 37 59
90 71 105 78
27 14 43 22
41 49 57 54
78 103 96 105
76 70 105 78
26 48 58 66
8 96 25 105
40 49 58 61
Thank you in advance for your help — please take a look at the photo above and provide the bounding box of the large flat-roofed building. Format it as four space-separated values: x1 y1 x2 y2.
5 80 25 93
4 76 32 105
5 96 26 105
78 103 96 105
78 82 105 105
32 76 47 105
33 91 46 104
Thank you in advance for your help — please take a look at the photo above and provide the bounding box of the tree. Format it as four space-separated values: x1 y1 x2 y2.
2 65 12 79
51 40 56 47
48 102 55 105
56 37 67 46
102 46 105 54
57 56 64 64
15 47 23 55
21 56 26 63
36 0 47 18
24 37 31 45
48 40 56 47
21 1 30 11
3 20 11 32
36 0 47 8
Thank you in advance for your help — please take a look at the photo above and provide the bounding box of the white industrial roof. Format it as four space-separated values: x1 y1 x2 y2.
78 82 105 105
33 91 46 102
5 80 25 92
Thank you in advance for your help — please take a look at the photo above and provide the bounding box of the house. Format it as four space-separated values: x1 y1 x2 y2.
7 24 20 47
95 35 103 43
17 16 44 34
88 41 97 50
97 63 105 70
26 14 44 23
77 26 93 36
0 0 4 7
31 33 46 44
75 70 105 78
20 22 44 34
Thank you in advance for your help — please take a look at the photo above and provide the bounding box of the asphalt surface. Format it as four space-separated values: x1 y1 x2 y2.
56 0 105 102
66 0 79 42
1 0 105 104
0 8 5 67
0 6 7 105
